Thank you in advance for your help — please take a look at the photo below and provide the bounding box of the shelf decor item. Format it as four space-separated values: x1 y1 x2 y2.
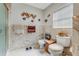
38 19 40 21
22 17 26 20
47 14 50 18
21 11 36 20
31 20 34 22
45 19 48 23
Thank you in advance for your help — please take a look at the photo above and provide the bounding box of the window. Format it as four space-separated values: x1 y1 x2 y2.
53 4 73 28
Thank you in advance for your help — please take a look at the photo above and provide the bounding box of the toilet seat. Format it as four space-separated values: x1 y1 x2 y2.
49 43 63 51
48 43 64 56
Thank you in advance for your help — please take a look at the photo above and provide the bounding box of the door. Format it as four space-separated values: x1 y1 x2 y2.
0 3 8 56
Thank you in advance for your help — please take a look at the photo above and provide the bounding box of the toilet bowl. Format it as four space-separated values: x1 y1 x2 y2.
48 34 71 56
48 43 63 56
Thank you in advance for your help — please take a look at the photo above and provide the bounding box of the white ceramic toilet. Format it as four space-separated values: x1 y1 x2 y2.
48 43 63 56
48 35 71 56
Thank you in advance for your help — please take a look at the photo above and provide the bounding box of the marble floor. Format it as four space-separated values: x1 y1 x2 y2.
6 48 51 56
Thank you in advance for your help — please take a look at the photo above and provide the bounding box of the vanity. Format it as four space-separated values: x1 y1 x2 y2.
44 39 56 53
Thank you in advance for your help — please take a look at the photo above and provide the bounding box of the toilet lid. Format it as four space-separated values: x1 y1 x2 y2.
49 43 63 50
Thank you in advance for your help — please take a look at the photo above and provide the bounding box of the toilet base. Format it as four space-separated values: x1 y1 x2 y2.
48 44 64 56
48 49 63 56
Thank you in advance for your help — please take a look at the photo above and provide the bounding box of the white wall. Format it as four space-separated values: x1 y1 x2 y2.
43 3 73 39
9 4 44 49
10 4 44 25
10 4 44 34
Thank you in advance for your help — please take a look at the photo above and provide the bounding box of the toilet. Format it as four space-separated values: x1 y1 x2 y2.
48 43 63 56
48 35 71 56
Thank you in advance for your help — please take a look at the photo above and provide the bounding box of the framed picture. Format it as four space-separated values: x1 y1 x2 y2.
27 26 35 33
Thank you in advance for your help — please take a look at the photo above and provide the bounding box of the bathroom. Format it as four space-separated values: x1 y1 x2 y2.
0 3 79 56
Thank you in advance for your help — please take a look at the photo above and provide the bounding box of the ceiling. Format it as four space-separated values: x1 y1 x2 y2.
26 3 51 10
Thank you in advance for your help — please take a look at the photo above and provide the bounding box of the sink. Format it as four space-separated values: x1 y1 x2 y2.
38 39 45 48
38 39 45 44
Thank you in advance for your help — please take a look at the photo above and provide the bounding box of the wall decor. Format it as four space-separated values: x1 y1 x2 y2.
47 14 50 18
22 17 26 20
21 12 29 18
12 24 24 35
27 26 35 33
38 19 40 21
31 20 34 22
31 14 36 19
21 12 37 20
45 19 48 22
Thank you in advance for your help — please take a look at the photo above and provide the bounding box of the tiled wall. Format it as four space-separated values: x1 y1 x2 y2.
9 4 44 49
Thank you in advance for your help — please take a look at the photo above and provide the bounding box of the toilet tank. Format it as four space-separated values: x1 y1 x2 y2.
56 35 71 47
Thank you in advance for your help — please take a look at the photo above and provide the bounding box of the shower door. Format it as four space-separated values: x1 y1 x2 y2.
0 4 8 56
